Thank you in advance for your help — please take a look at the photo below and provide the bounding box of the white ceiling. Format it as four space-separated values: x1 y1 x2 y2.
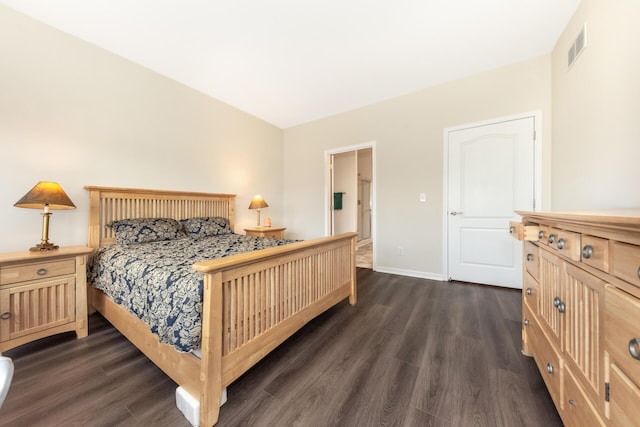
1 0 581 128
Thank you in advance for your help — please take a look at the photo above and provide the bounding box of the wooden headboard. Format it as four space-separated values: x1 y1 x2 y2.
85 186 236 249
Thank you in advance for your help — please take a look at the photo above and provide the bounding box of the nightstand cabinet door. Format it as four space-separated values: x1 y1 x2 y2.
0 277 75 343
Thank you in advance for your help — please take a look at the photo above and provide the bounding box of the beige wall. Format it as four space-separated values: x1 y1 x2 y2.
0 6 284 252
284 56 552 278
551 0 640 209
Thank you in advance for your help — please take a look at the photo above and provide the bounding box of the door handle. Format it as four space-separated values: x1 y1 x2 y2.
450 211 463 216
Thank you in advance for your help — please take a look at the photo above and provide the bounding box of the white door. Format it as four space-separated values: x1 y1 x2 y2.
447 117 535 288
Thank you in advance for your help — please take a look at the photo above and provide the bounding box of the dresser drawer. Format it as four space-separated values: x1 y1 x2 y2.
605 285 640 381
524 241 539 281
612 242 640 289
548 228 581 261
529 315 563 408
509 221 539 241
0 259 76 286
522 300 535 355
563 367 605 426
537 225 552 246
523 271 539 313
580 235 609 273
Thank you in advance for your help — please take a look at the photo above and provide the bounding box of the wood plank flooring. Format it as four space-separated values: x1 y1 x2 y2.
0 269 562 426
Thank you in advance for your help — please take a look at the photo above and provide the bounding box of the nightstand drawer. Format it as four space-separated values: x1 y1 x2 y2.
245 227 286 239
255 230 283 238
0 259 76 286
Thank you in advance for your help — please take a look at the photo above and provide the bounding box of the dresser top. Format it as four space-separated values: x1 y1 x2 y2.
517 209 640 226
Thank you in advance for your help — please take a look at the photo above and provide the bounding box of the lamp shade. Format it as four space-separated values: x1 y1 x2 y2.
14 181 76 210
248 195 268 210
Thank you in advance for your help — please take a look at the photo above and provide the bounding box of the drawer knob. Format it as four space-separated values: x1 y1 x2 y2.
509 226 515 234
546 362 554 374
629 338 640 360
526 253 533 262
524 318 529 326
37 268 48 276
526 287 532 296
568 399 576 407
582 245 593 259
538 230 545 239
557 301 566 314
553 296 561 308
637 266 640 281
556 238 565 250
548 234 556 244
0 312 11 320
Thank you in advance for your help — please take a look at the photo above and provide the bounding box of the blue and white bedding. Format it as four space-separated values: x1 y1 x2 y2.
88 218 295 352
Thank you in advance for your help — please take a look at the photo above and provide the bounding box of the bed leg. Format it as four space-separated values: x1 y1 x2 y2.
200 272 223 426
349 279 357 305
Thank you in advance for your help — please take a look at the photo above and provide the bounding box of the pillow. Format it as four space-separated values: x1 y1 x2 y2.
109 218 184 245
180 217 232 238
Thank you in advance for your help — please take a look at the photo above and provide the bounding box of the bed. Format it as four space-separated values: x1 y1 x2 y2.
84 186 357 426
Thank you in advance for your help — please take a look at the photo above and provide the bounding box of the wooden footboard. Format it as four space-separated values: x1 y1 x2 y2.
194 232 357 426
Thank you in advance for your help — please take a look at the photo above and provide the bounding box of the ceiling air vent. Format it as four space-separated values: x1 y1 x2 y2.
568 23 587 69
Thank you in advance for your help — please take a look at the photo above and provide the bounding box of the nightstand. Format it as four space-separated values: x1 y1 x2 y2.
244 226 286 239
0 246 93 351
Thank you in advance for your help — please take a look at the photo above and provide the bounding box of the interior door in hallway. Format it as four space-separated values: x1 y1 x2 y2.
447 117 535 288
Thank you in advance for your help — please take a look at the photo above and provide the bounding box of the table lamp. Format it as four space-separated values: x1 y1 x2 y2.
248 195 268 227
14 181 76 251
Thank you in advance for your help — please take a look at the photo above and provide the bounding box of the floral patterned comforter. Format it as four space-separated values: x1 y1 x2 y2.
87 234 295 352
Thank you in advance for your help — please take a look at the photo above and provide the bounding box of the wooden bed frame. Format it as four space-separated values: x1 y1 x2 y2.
84 186 357 426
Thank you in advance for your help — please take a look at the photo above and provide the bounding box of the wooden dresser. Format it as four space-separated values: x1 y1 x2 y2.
511 210 640 426
0 246 93 351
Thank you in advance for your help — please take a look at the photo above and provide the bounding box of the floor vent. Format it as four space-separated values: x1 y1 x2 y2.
568 23 587 69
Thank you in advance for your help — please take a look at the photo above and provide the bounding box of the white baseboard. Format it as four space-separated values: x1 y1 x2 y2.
373 266 444 281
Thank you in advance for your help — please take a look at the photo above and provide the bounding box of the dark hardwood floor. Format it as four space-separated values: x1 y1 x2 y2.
0 269 562 426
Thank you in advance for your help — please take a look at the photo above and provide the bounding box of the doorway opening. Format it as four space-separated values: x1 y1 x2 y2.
326 143 375 269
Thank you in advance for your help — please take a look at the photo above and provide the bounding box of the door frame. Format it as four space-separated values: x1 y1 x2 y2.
441 112 542 281
325 141 377 265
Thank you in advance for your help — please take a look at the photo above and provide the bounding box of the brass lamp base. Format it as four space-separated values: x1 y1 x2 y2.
29 242 59 252
28 211 59 251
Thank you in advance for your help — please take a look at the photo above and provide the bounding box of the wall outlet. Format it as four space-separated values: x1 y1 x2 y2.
419 193 426 202
397 246 404 256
